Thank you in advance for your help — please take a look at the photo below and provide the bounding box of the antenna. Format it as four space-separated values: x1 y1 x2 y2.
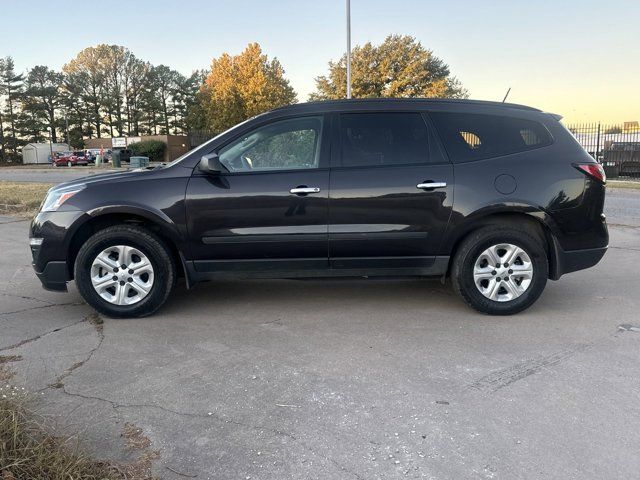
502 87 511 103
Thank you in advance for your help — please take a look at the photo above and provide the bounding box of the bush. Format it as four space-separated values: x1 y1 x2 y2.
128 140 166 162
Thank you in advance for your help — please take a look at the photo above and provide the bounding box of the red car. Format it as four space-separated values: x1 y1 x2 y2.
53 151 89 167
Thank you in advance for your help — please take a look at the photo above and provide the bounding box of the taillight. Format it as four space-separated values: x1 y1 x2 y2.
574 163 606 184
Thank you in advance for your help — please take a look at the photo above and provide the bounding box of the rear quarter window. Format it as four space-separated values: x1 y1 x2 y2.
430 112 553 162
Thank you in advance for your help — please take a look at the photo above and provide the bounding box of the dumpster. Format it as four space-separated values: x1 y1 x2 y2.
130 156 150 168
602 161 619 179
111 149 121 168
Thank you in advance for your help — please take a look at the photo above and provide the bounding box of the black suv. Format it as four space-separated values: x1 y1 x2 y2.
29 99 608 318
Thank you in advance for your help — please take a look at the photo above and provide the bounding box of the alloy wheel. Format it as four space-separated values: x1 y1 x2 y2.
473 243 533 302
90 245 154 305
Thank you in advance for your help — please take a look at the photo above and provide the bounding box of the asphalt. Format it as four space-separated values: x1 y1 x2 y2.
0 166 122 184
1 189 639 479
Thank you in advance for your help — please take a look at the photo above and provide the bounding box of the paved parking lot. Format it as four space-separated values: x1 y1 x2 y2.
0 166 121 184
1 189 639 479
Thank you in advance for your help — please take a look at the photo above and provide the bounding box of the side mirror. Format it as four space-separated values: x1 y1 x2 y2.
199 153 227 174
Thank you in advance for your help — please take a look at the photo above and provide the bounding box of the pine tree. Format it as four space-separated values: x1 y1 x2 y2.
22 66 64 143
63 46 108 138
0 57 25 161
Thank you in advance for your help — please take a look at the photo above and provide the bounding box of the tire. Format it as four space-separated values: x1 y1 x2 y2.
451 224 548 315
74 225 176 318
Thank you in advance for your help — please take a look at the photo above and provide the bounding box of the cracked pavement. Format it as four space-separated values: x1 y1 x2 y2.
1 188 639 479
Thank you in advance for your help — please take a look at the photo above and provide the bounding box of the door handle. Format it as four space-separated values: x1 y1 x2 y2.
417 182 447 190
290 187 321 195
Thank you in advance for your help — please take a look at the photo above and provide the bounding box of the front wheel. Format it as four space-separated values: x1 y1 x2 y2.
74 225 176 318
451 225 548 315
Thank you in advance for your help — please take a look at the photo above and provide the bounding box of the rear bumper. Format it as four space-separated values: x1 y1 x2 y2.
550 244 607 280
34 261 69 292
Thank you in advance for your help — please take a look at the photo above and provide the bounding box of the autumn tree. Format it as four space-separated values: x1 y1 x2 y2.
200 43 296 133
311 35 467 100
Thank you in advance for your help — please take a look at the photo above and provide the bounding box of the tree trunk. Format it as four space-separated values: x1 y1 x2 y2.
94 101 101 138
162 98 169 134
49 107 57 143
0 109 5 162
7 85 18 156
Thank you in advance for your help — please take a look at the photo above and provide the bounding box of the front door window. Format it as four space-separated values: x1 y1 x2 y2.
218 116 324 172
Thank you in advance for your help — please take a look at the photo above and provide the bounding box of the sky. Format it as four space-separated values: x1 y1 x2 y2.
1 0 638 124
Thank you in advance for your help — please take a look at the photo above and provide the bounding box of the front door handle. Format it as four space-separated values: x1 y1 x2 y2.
417 182 447 190
290 187 321 195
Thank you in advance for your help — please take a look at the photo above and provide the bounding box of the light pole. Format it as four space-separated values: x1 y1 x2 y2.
346 0 352 99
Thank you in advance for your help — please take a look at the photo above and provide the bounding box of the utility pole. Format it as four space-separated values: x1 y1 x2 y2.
346 0 352 99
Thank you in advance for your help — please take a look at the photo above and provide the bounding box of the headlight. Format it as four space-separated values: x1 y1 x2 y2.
41 185 85 212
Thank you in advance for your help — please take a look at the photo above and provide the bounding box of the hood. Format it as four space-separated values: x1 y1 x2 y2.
50 168 156 191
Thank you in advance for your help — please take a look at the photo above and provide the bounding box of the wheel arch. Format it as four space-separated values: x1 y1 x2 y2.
66 207 191 286
444 209 561 280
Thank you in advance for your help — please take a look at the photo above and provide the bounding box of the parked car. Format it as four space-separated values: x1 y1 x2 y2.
29 99 608 318
84 149 100 162
52 151 88 167
84 148 114 163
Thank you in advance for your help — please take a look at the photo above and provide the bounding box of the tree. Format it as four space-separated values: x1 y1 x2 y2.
311 35 467 100
138 70 163 135
123 56 151 136
21 66 64 143
0 57 25 160
61 73 93 143
151 65 181 134
63 46 109 138
200 43 296 133
173 70 205 134
184 71 209 132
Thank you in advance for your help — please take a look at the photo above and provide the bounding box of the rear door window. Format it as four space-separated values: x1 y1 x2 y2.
339 113 430 167
430 112 552 162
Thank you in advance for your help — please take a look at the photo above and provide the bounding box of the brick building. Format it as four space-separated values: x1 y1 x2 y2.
84 135 190 163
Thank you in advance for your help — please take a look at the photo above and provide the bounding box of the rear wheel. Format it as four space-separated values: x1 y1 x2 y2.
451 225 548 315
74 225 176 318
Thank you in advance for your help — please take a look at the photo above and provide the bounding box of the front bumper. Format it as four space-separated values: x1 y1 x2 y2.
34 261 69 291
30 210 88 292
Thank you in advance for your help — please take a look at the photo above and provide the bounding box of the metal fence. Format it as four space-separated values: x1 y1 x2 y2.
567 122 640 178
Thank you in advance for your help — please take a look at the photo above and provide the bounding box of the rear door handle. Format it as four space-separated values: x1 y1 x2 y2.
417 182 447 190
290 187 321 195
